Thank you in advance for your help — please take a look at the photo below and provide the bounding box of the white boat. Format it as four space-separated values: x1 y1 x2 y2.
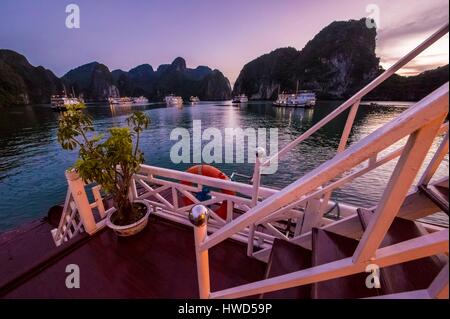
232 94 248 103
272 93 290 106
165 95 183 106
51 95 84 111
133 96 149 105
108 97 134 105
273 91 316 107
190 96 200 103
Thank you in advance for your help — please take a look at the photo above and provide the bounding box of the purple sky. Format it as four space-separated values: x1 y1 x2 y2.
0 0 448 84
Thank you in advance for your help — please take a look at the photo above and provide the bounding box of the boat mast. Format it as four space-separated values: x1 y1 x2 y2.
296 80 299 94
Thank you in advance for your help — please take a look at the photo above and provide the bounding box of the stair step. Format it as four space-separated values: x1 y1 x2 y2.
311 228 380 299
261 239 312 299
419 184 449 215
357 208 445 294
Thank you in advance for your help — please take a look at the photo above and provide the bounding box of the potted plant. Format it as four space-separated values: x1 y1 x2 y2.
57 105 152 237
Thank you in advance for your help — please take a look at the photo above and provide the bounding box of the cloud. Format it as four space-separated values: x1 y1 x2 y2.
376 1 449 75
378 2 449 41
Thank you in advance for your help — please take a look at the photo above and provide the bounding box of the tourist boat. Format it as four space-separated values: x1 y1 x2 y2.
165 94 183 106
109 96 149 106
232 94 248 103
274 81 316 108
273 91 316 107
50 95 84 111
108 97 134 105
1 24 448 299
133 96 149 105
190 96 200 103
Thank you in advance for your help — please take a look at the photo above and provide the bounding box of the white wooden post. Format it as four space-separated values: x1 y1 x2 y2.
190 205 211 299
320 100 360 213
226 200 233 222
353 115 446 263
248 148 263 256
92 185 106 219
299 193 323 235
418 131 449 186
247 224 256 256
172 187 179 209
337 100 361 152
251 148 263 205
65 170 97 235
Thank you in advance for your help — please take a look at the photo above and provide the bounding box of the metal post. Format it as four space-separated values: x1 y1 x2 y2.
189 205 211 299
248 147 264 256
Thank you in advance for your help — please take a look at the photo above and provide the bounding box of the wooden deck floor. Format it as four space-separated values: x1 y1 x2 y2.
1 215 266 298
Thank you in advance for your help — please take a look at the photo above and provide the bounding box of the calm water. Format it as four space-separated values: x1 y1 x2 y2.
0 101 448 231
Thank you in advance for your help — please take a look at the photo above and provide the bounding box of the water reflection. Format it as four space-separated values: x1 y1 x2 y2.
0 101 447 231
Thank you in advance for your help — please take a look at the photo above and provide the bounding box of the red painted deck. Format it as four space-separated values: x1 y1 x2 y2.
1 215 266 298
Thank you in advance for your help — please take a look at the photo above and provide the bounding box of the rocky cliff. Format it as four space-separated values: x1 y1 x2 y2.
233 19 380 100
0 51 231 105
367 64 449 101
233 19 448 102
0 49 62 106
1 17 447 106
112 57 232 101
62 62 119 101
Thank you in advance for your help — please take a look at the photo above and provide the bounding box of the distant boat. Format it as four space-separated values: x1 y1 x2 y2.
273 91 316 108
108 97 133 106
132 96 149 105
165 95 183 106
190 96 200 103
51 95 84 111
232 94 248 103
274 81 316 107
109 96 149 106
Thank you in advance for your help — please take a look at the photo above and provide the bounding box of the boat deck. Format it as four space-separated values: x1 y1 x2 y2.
0 215 266 298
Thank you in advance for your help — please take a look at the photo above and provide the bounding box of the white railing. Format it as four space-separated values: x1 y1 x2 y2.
201 82 449 251
52 158 344 251
130 164 338 249
51 23 449 299
188 22 449 298
192 82 448 299
51 170 111 246
242 23 450 255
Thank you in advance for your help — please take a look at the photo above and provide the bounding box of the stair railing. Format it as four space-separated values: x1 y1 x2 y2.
244 23 449 255
190 81 448 298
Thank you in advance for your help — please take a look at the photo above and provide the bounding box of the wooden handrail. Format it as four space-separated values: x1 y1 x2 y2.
138 165 278 199
256 122 448 226
353 113 447 263
200 83 449 252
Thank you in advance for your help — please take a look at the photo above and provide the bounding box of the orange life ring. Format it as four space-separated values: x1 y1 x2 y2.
181 165 235 219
